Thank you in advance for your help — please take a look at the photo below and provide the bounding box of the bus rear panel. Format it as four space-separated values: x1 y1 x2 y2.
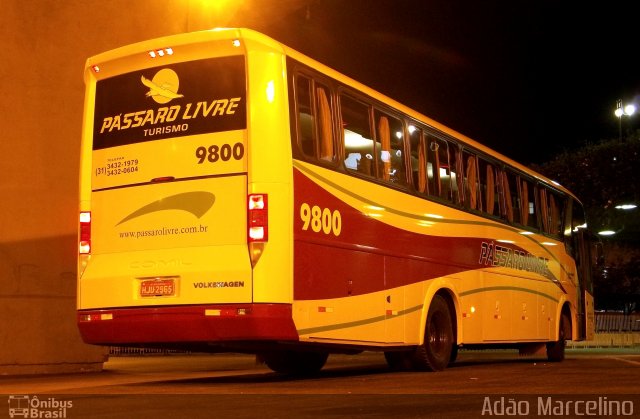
77 32 297 350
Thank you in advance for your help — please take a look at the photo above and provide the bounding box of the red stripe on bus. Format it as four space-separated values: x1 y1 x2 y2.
293 168 545 300
77 304 298 345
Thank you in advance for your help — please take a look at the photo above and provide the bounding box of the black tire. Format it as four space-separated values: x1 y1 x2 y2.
411 295 454 371
262 350 328 375
547 312 570 362
449 344 459 365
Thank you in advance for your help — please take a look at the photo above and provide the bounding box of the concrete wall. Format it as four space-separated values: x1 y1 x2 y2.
0 0 285 375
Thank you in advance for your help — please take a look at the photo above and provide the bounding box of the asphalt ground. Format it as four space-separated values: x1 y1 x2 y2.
2 348 639 418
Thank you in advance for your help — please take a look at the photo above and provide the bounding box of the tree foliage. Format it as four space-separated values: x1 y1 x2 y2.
596 244 640 313
531 132 640 311
531 133 640 230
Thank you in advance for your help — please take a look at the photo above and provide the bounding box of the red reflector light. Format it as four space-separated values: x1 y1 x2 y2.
248 194 268 242
79 211 91 254
79 313 113 322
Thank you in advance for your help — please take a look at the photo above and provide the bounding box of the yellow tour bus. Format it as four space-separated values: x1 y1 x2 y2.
78 28 597 373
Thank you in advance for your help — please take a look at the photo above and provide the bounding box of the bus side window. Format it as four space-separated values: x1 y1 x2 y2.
295 75 315 157
374 110 407 186
539 187 550 233
425 135 438 196
463 152 482 211
565 198 586 257
520 178 539 230
540 187 565 238
450 146 463 204
479 159 499 216
341 94 374 176
409 125 427 194
502 169 521 225
548 192 565 237
426 136 451 201
294 77 335 163
316 85 335 162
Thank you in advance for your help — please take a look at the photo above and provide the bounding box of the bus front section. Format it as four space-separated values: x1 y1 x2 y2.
77 31 297 352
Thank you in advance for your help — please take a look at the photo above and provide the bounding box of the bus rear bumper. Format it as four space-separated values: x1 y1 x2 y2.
77 303 299 346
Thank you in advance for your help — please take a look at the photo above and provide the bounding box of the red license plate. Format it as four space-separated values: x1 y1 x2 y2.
140 279 175 297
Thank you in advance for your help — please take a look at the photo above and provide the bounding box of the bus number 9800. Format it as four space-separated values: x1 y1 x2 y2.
300 203 342 236
195 142 244 164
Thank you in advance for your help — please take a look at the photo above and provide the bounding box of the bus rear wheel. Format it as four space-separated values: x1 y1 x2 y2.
411 295 453 371
547 312 570 362
262 350 329 375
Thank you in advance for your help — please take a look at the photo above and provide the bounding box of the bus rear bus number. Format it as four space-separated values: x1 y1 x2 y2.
195 142 244 164
300 203 341 236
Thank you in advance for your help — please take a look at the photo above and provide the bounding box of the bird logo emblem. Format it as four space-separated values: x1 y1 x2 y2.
141 68 184 104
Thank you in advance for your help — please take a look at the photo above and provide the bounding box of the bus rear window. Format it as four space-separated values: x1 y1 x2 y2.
93 55 246 150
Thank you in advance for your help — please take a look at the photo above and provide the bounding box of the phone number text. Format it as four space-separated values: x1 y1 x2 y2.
95 159 139 177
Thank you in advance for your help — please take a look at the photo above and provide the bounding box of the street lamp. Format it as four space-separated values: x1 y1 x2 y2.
614 99 636 141
615 203 637 210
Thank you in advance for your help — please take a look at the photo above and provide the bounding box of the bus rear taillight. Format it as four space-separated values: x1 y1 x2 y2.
79 211 91 254
248 194 268 242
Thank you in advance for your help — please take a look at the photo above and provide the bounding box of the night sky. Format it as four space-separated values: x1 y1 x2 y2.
249 0 639 165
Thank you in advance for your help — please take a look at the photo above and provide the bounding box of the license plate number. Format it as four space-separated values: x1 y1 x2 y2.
140 279 175 297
